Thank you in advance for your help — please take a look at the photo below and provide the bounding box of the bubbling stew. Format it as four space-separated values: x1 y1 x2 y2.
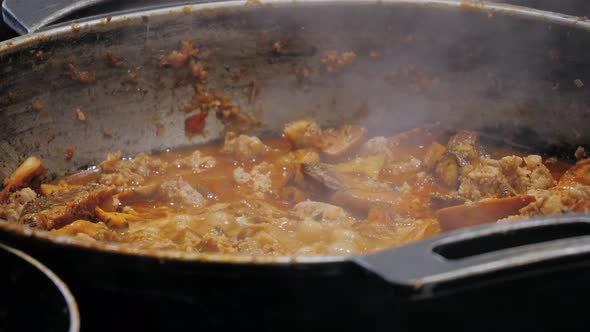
1 118 589 256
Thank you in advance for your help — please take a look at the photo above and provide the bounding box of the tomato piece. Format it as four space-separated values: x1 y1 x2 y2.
185 112 207 135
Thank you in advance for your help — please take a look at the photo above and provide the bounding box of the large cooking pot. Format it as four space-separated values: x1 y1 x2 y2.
1 1 590 331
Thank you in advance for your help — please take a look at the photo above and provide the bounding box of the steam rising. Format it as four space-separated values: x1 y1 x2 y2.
1 1 590 179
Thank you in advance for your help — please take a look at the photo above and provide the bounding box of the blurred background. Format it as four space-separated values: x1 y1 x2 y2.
1 0 590 41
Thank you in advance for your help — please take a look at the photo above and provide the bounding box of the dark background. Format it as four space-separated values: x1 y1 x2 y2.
1 0 590 41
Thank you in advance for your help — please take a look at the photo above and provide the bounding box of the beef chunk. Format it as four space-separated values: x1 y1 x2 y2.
290 200 352 224
19 184 115 230
458 160 514 200
302 162 393 192
221 132 269 162
320 125 367 158
0 156 46 202
51 220 115 241
458 155 555 201
158 177 205 207
0 188 38 223
283 119 323 149
233 162 273 196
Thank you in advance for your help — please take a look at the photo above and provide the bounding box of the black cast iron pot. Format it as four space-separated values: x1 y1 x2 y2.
1 1 590 331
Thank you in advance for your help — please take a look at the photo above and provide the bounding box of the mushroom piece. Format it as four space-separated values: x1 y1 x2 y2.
423 142 447 170
424 131 480 188
433 153 460 189
447 130 481 167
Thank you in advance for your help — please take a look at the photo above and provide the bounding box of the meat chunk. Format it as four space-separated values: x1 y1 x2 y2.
236 229 281 255
499 159 590 219
290 201 352 224
458 155 555 201
284 120 367 158
19 184 115 230
0 188 38 223
360 127 443 160
520 184 590 217
330 189 407 214
158 177 205 207
333 155 385 179
197 230 235 253
40 183 75 196
303 159 425 214
301 162 406 213
50 220 114 241
98 152 168 187
0 156 46 202
283 119 323 149
359 136 390 157
499 155 555 192
320 125 367 158
221 132 269 161
359 129 443 185
174 150 216 173
233 162 273 194
361 206 440 245
95 207 139 229
458 160 514 200
302 162 393 192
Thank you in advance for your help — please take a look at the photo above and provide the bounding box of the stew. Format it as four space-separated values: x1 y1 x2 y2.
0 118 589 256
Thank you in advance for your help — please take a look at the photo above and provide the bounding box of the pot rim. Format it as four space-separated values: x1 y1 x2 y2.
1 0 590 52
1 0 589 265
0 243 80 332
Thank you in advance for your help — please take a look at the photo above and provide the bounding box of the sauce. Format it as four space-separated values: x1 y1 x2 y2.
2 121 586 257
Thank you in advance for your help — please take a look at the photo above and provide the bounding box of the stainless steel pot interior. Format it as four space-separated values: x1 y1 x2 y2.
0 0 589 263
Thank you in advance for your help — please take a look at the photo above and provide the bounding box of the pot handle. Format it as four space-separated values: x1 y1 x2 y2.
354 214 590 293
2 0 114 35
